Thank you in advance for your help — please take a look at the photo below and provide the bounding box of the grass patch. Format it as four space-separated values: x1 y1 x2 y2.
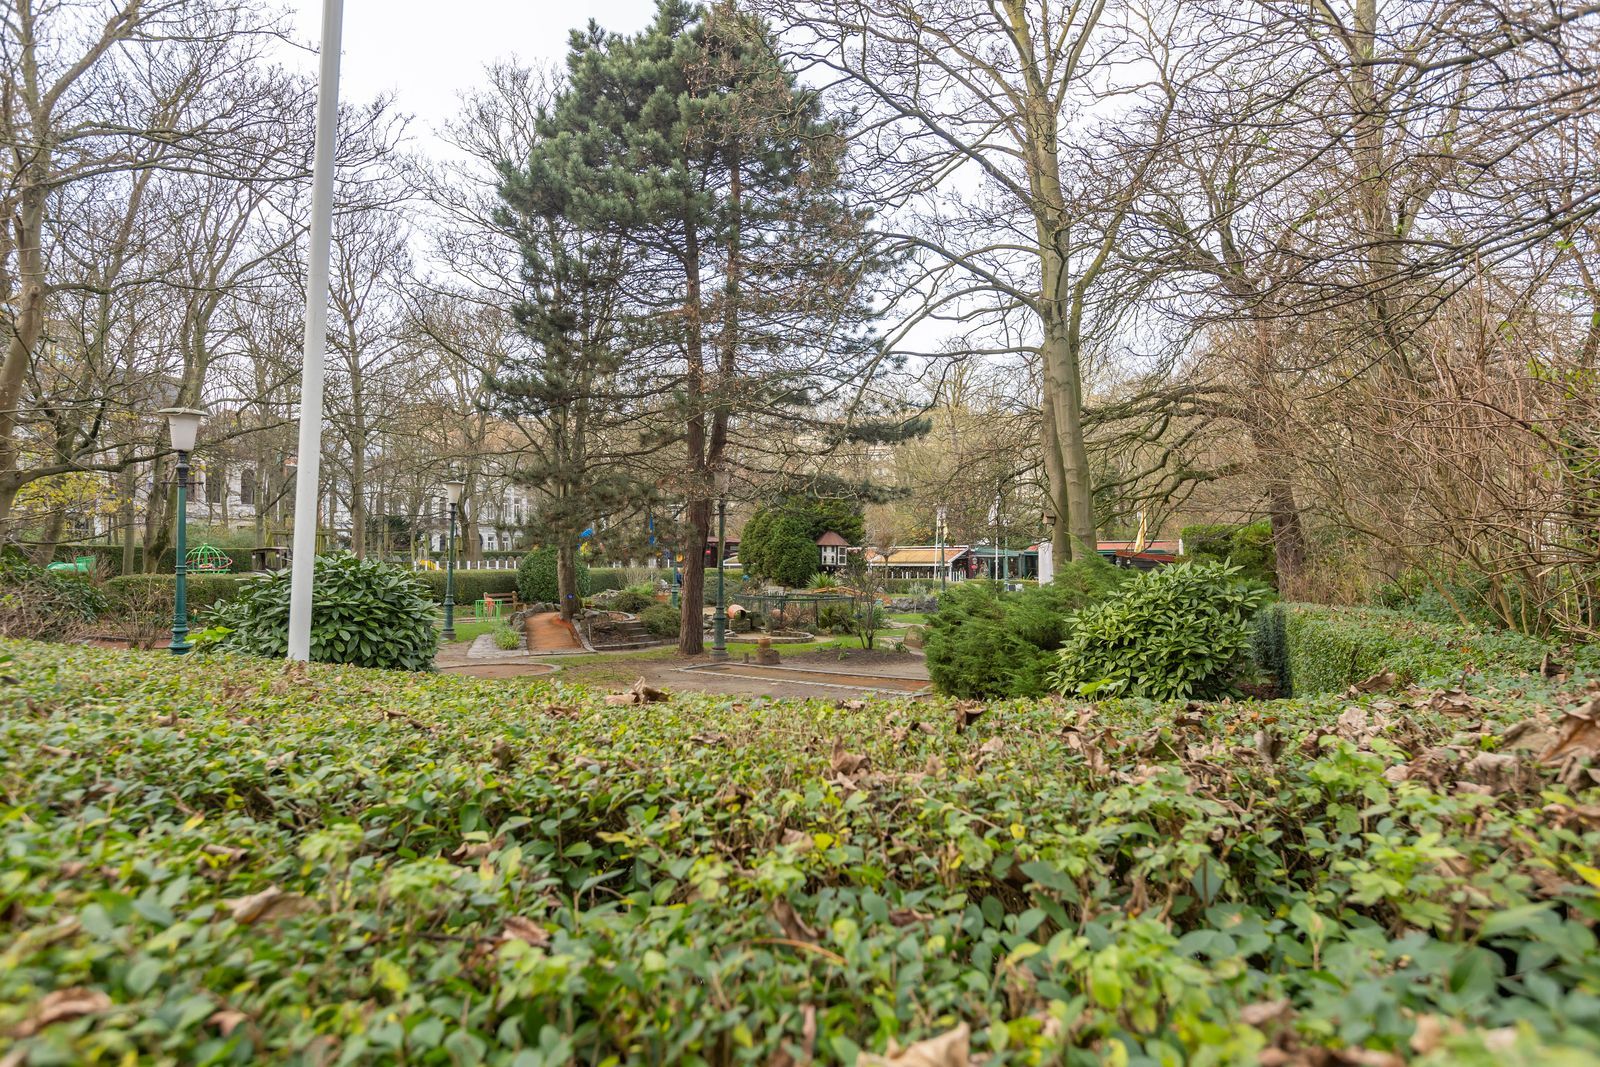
1 638 1597 1063
439 617 506 644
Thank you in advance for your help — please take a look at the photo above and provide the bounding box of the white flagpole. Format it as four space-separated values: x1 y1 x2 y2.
287 0 345 661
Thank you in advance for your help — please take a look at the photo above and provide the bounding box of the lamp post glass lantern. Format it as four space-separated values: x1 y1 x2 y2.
442 478 467 643
158 407 207 654
711 468 731 660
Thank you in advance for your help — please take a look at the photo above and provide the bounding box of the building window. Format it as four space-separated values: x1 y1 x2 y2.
240 468 256 505
205 465 224 505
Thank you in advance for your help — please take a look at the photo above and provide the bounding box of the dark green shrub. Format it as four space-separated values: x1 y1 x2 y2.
1251 602 1292 694
412 569 519 606
739 511 819 588
517 547 589 607
1181 520 1277 587
817 603 855 632
606 589 655 613
1281 605 1572 694
104 574 250 620
0 558 108 640
925 560 1125 699
587 568 630 593
1050 560 1269 701
639 602 680 639
201 554 438 671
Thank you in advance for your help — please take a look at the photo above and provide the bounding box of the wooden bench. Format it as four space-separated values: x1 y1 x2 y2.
481 592 522 617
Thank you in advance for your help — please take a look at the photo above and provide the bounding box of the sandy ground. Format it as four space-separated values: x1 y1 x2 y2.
525 611 581 652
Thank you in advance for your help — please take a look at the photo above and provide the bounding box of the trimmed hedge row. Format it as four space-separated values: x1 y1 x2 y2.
53 543 256 576
1 640 1598 1063
410 569 519 605
1258 603 1575 695
103 574 254 618
105 570 528 622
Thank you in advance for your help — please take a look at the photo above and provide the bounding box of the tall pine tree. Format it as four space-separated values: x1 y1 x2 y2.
493 110 659 618
541 0 909 652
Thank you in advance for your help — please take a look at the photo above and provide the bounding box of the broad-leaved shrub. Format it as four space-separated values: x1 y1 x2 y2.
1051 560 1267 700
203 553 438 670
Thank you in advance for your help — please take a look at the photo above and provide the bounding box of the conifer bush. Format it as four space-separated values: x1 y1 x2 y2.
517 546 589 606
925 559 1127 698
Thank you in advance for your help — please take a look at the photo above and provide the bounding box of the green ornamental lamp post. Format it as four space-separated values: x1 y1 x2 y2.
158 407 207 654
711 467 731 661
442 477 467 642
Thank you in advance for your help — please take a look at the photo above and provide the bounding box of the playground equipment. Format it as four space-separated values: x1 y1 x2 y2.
46 555 95 574
413 558 442 572
185 543 233 573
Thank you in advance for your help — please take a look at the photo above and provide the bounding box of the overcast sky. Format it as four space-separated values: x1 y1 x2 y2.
284 1 659 146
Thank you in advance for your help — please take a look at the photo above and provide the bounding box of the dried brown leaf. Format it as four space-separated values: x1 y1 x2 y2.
888 908 934 926
1462 751 1521 791
224 885 313 925
953 702 985 734
1542 699 1600 763
831 738 870 777
857 1023 970 1067
1238 998 1293 1028
780 829 815 852
1351 670 1399 694
10 987 111 1037
208 1009 248 1036
499 915 550 947
771 898 818 942
201 843 247 864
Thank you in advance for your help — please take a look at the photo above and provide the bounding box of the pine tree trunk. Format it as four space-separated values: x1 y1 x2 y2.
557 542 580 620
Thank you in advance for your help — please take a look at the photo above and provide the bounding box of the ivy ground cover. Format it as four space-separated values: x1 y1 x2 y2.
2 640 1599 1065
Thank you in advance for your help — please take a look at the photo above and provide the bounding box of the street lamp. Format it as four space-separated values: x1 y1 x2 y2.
711 467 731 661
158 407 207 654
936 505 948 593
442 477 467 642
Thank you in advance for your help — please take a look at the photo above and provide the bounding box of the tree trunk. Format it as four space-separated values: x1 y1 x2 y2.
1265 477 1308 588
349 428 367 558
678 223 709 654
0 176 49 536
557 541 580 620
33 511 65 566
679 498 710 654
120 451 138 575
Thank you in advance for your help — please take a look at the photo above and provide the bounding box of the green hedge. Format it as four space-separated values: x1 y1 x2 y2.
412 569 520 606
588 567 632 593
1269 604 1575 695
1180 520 1276 587
54 543 259 576
103 574 255 620
107 569 528 619
3 640 1599 1064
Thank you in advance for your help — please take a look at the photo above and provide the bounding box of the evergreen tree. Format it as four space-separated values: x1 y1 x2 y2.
542 0 906 652
492 110 657 618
